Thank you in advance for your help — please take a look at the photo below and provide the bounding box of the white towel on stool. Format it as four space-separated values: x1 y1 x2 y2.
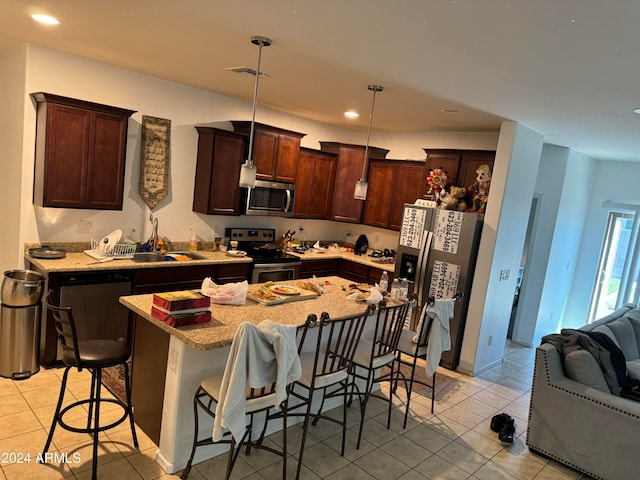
414 299 455 376
212 320 301 442
257 319 302 407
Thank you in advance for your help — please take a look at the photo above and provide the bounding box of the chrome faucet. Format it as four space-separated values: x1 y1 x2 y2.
150 213 159 252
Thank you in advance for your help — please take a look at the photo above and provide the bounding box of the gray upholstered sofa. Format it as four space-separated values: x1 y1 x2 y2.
527 303 640 480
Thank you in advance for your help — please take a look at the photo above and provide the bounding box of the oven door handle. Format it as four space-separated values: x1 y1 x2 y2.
253 261 302 269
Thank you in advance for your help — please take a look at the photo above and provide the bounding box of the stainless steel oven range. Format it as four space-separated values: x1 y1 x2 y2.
225 228 301 284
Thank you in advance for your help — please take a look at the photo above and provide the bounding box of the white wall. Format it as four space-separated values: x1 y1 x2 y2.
532 149 593 339
0 44 28 272
372 131 499 160
511 145 570 346
459 122 544 375
563 159 640 327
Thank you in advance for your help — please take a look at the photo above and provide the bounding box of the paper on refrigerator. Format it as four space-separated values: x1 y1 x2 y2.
428 260 460 299
399 206 427 249
432 210 463 254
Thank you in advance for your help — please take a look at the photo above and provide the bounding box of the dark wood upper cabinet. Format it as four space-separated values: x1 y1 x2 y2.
231 122 305 183
294 147 337 219
319 142 389 224
31 92 135 210
193 127 246 216
423 149 495 192
362 160 426 230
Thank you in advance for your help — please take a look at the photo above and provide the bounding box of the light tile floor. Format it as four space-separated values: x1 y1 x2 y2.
0 343 595 480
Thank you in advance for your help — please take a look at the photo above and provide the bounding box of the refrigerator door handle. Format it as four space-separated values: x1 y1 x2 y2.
415 230 432 305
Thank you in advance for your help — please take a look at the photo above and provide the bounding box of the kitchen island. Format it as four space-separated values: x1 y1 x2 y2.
119 275 381 475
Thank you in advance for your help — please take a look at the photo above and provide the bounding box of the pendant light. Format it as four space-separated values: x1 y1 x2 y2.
239 35 272 188
354 84 384 200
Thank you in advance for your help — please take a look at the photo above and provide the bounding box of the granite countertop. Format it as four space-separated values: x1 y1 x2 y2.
24 250 252 274
24 242 395 274
120 275 392 351
287 249 395 272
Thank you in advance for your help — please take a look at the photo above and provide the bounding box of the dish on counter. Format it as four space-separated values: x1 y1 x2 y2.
28 246 67 259
269 285 300 296
225 250 247 257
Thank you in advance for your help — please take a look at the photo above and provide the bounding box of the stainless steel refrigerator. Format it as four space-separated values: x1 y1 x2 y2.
395 204 483 370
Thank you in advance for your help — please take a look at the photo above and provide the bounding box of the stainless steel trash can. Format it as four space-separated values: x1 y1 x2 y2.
0 270 45 379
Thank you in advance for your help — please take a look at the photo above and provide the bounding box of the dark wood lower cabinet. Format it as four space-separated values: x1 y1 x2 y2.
130 315 169 446
339 259 393 285
132 263 250 294
298 259 340 279
217 263 252 284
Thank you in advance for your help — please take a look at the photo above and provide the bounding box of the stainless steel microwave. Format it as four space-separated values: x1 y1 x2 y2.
245 180 295 216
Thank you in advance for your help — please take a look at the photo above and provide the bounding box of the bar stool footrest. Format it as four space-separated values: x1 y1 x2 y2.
58 398 131 434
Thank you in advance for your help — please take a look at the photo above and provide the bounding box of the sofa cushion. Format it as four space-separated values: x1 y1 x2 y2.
594 319 639 361
564 349 611 392
581 303 635 332
627 359 640 380
623 309 640 348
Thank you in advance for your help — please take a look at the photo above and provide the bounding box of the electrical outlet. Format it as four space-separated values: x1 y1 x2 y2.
499 269 510 281
78 220 93 234
299 225 304 232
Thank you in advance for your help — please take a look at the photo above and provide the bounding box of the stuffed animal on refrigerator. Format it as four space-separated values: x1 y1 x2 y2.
439 185 468 212
467 164 492 213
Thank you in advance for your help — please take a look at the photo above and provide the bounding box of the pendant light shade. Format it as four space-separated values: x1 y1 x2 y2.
354 85 384 200
239 35 272 189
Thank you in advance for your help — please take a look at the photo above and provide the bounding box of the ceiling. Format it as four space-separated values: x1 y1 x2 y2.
2 0 640 162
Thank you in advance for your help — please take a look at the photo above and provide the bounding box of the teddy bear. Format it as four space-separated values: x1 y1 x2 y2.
439 185 468 212
467 164 492 213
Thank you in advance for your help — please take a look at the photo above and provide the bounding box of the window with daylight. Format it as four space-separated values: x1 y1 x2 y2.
588 203 640 322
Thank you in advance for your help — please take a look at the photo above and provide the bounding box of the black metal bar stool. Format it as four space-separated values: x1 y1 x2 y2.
40 290 138 479
288 305 374 480
349 295 415 448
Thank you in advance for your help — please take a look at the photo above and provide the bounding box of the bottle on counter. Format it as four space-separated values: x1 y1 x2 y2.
127 228 137 244
379 271 389 293
390 278 400 300
312 275 324 295
399 277 409 300
189 228 198 252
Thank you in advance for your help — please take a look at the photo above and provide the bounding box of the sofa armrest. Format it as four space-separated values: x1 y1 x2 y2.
527 343 640 480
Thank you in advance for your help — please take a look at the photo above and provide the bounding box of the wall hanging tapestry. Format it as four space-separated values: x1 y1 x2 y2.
140 115 171 210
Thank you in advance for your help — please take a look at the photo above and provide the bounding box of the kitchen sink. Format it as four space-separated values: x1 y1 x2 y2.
132 251 206 262
171 251 206 260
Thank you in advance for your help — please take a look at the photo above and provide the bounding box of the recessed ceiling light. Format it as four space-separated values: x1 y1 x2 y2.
441 108 460 114
344 111 359 119
633 108 640 115
31 13 61 25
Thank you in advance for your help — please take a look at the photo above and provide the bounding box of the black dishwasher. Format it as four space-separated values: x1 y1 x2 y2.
57 270 133 349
